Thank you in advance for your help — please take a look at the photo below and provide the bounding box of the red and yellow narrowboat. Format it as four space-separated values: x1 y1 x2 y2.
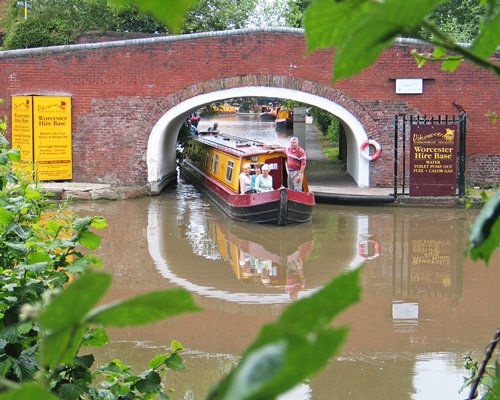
181 132 315 225
275 107 293 130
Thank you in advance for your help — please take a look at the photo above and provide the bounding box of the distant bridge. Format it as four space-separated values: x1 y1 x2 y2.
0 28 498 192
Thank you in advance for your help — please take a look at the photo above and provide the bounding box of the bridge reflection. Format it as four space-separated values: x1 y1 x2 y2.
148 181 466 310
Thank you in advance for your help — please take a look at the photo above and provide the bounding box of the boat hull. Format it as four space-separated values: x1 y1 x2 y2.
275 118 293 130
260 112 277 121
181 162 314 225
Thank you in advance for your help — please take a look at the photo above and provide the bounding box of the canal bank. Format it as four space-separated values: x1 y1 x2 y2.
39 180 484 208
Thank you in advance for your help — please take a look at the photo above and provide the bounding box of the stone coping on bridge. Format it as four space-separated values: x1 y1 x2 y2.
0 27 427 59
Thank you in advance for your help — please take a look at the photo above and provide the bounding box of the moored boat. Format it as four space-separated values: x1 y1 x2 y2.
275 107 293 129
181 132 315 225
259 105 277 121
216 104 239 114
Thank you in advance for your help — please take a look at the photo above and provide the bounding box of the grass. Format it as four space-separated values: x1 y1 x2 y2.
465 186 497 198
316 132 339 161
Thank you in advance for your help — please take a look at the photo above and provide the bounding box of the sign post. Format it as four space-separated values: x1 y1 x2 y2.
409 124 457 196
11 95 72 181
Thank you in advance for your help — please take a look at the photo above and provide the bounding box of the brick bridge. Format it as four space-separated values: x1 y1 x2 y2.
0 28 498 193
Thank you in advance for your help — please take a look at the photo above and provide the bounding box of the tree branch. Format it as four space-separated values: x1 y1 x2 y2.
420 19 500 76
467 326 500 399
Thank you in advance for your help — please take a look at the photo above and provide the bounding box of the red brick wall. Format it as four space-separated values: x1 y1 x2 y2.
0 30 498 186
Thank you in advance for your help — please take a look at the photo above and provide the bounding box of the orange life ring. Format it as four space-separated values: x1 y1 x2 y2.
358 239 380 260
360 139 381 161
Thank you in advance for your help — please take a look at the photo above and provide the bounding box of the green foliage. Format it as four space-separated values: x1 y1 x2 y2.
108 3 167 33
207 269 361 400
1 0 167 49
181 0 257 33
468 190 500 264
110 0 193 33
461 352 500 400
425 0 487 42
0 112 199 399
303 0 500 81
311 107 340 144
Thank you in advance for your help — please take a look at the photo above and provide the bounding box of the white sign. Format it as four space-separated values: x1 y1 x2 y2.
396 78 423 94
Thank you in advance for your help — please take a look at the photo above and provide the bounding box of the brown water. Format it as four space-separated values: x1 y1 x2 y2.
72 185 499 400
71 115 500 399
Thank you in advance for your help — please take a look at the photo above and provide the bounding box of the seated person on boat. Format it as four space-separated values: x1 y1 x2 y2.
239 163 253 194
250 163 262 192
254 164 273 192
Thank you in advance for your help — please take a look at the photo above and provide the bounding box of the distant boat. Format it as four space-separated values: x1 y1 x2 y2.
216 104 239 114
275 107 293 130
259 105 277 121
181 132 315 225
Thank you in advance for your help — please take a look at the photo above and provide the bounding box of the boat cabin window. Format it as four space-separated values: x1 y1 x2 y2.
214 154 219 173
210 154 215 172
226 160 234 182
205 153 209 168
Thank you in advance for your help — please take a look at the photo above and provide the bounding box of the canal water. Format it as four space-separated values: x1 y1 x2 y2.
72 115 500 399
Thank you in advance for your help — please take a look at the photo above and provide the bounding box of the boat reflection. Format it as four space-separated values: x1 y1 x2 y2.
211 220 314 300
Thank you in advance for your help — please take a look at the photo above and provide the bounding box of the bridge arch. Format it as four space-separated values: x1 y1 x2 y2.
148 78 375 194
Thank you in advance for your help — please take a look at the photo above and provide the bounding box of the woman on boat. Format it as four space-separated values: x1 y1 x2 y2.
250 163 262 192
254 164 273 192
239 163 253 194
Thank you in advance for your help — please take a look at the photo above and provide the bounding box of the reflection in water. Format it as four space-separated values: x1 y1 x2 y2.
71 167 499 399
149 181 322 304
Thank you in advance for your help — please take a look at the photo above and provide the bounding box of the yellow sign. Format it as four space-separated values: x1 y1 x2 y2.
11 96 34 177
33 96 72 180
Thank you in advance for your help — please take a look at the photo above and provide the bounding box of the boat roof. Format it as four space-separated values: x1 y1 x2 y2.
193 132 286 158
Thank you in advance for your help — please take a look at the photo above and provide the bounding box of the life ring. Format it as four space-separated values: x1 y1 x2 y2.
360 139 381 161
358 239 380 260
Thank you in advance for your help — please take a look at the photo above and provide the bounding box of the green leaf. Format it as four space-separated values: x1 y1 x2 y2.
5 242 30 256
0 207 14 227
0 382 59 400
57 382 86 400
40 324 88 367
165 353 185 371
38 270 112 332
90 216 108 229
171 339 183 352
81 327 109 347
135 370 161 394
149 354 169 370
304 0 443 80
441 58 463 72
78 230 101 250
45 219 62 238
75 354 95 369
110 0 198 33
469 190 500 264
17 353 38 380
27 251 52 264
208 269 361 400
470 12 500 59
7 148 20 161
88 288 201 327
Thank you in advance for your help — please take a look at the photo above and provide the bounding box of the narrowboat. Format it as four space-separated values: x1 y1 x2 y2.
259 105 277 121
181 132 315 225
275 107 293 130
216 104 239 114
